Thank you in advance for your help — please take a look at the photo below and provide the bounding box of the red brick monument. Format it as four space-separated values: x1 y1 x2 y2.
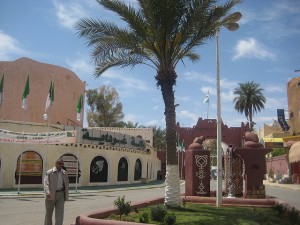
185 136 210 197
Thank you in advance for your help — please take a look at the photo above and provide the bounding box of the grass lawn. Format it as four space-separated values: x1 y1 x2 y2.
108 203 298 225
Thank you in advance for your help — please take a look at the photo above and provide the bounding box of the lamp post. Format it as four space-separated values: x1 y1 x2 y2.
216 12 242 208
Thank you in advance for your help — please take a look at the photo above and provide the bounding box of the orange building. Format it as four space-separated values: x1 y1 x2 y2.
287 76 300 135
0 58 85 126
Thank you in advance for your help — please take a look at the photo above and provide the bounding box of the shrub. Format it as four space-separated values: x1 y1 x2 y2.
288 207 299 225
273 203 286 217
139 212 149 223
164 212 176 225
150 204 167 222
268 168 274 178
113 196 131 220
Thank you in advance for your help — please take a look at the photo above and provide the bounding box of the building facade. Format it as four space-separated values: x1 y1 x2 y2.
0 58 161 189
0 120 160 189
287 76 300 135
0 57 85 127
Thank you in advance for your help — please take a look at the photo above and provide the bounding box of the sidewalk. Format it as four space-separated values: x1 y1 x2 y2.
0 179 299 198
263 179 300 192
0 180 166 198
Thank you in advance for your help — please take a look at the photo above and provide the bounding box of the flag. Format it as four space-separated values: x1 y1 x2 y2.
45 81 54 112
180 139 185 152
176 132 185 152
76 94 83 121
203 90 209 103
176 132 180 152
22 75 30 110
0 74 4 105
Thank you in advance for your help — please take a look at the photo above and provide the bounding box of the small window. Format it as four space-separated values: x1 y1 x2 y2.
298 82 300 87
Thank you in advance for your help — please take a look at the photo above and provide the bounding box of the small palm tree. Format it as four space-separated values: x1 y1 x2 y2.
233 81 266 131
75 0 240 207
152 126 166 151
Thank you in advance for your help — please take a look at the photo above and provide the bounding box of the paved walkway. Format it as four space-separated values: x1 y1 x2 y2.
263 179 300 192
0 180 299 198
0 180 167 198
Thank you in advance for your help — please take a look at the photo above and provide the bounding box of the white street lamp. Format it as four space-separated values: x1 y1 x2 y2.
216 11 242 208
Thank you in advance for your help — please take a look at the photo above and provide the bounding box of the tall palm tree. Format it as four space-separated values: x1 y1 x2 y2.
75 0 240 207
233 81 266 131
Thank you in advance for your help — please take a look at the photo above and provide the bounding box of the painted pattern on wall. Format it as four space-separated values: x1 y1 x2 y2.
61 154 80 183
15 151 43 184
90 156 108 182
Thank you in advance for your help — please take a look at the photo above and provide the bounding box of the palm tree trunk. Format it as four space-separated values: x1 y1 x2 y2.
249 109 253 131
160 81 180 207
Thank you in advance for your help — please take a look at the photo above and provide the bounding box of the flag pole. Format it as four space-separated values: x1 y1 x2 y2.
44 78 53 181
180 141 184 180
75 126 80 192
0 71 4 119
75 93 83 192
17 111 26 194
207 100 209 119
44 110 50 177
18 73 30 194
206 90 209 119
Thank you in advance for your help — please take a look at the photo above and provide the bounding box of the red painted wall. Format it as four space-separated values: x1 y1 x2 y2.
266 155 289 178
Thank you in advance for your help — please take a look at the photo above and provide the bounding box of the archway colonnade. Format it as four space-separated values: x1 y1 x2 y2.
0 143 160 189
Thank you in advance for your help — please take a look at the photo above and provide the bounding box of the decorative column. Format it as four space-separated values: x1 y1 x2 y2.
224 146 244 197
185 136 210 197
234 131 272 198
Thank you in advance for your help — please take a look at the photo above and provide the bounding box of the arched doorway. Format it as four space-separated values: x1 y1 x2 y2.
90 156 108 182
15 151 43 184
60 154 80 184
117 157 128 181
134 159 142 181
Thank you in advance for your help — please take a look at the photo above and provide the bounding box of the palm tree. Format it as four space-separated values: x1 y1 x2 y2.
152 126 166 151
75 0 240 207
233 81 266 131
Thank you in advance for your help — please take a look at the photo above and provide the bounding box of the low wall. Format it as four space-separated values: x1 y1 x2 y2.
74 196 282 225
266 155 289 179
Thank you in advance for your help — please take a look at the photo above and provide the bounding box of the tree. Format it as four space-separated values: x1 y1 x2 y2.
75 0 240 207
152 126 166 151
233 81 266 131
86 85 124 127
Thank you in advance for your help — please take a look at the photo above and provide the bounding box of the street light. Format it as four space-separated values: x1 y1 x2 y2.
216 11 242 208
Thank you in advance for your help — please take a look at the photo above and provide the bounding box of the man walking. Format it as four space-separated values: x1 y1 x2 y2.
44 159 69 225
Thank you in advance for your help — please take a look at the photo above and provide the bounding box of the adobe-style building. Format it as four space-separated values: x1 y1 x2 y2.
263 75 300 183
0 58 161 189
177 118 250 149
287 76 300 135
0 57 85 127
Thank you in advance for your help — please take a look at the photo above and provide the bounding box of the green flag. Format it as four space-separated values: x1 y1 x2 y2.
45 81 54 112
0 74 4 105
180 139 185 152
176 132 180 152
22 75 30 110
76 94 83 121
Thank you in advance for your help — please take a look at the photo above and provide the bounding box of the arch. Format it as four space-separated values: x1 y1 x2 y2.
60 153 80 184
90 156 108 183
15 150 43 184
117 157 128 181
134 159 142 181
